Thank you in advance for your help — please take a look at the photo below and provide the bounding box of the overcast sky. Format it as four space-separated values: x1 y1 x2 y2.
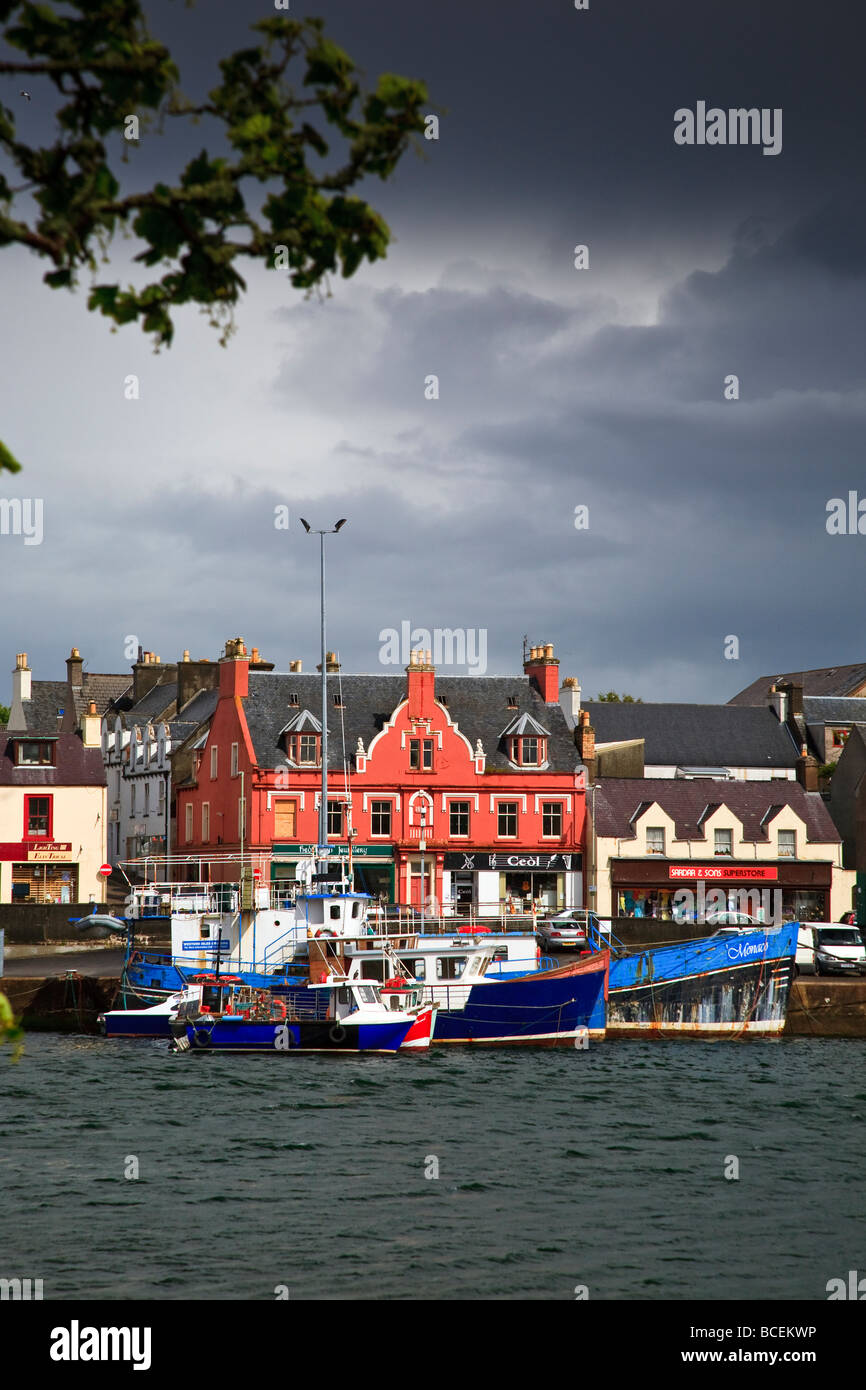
1 0 864 704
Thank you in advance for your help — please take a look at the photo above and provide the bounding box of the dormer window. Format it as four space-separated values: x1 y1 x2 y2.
333 693 344 708
280 709 323 764
507 694 518 709
508 735 547 766
714 828 733 856
501 712 549 767
288 733 321 765
289 693 299 707
16 740 55 766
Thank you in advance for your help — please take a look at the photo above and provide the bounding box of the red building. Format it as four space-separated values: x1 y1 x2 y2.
174 639 589 916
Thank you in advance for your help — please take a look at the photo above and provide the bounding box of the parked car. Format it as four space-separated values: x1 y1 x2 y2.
795 923 866 976
706 912 766 932
537 909 591 952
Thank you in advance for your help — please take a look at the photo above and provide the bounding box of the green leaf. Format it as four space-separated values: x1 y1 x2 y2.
0 439 23 473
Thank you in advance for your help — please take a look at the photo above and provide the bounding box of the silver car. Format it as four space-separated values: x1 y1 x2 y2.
537 910 590 952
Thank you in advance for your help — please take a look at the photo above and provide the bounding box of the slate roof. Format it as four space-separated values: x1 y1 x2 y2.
72 672 132 718
12 673 131 733
174 687 218 730
729 664 866 704
594 778 841 845
243 673 581 772
583 701 800 770
11 680 68 733
117 680 178 724
0 732 105 786
802 696 866 724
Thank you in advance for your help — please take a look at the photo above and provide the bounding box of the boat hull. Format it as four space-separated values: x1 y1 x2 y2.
430 952 608 1045
171 1017 413 1054
607 925 797 1037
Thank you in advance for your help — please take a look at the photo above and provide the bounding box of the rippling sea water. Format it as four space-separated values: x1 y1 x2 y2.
2 1034 864 1300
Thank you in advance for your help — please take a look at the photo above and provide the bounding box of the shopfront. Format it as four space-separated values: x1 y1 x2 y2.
1 841 78 904
443 850 583 916
611 860 833 923
271 842 395 902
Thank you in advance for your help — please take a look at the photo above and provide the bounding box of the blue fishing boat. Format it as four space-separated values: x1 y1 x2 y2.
168 977 428 1054
600 922 798 1037
346 937 608 1044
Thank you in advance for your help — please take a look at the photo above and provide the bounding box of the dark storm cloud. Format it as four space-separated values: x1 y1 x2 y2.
1 1 865 701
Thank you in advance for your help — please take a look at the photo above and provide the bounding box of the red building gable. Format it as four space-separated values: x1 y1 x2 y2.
175 641 587 916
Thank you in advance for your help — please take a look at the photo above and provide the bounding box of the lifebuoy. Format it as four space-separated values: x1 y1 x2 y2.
270 999 287 1021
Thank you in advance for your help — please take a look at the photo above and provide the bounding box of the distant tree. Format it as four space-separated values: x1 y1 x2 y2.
0 3 430 470
0 703 10 724
595 692 643 703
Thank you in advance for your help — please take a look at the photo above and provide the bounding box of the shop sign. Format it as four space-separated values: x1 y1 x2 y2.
28 842 73 862
0 841 73 861
444 851 582 871
276 843 391 859
668 865 779 881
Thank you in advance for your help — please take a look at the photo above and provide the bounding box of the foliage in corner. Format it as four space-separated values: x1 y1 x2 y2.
0 990 24 1061
0 2 429 468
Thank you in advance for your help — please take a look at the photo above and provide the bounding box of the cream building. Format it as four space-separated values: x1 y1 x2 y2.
590 777 854 925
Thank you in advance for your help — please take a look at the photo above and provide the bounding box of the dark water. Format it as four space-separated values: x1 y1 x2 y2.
1 1034 864 1301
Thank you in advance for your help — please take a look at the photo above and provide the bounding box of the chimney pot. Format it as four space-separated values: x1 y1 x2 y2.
15 652 27 670
182 650 190 662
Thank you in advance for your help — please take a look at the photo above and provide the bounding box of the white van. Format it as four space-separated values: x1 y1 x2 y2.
795 923 866 977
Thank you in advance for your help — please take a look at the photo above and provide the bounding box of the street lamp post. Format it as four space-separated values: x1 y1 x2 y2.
419 800 427 933
588 782 601 917
299 517 347 885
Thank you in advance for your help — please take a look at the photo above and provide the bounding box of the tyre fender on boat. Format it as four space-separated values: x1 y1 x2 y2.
193 1027 213 1048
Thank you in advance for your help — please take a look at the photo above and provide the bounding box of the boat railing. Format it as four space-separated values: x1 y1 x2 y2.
262 922 307 969
378 907 542 936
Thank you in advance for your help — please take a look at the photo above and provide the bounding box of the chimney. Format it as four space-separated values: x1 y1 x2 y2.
66 646 83 690
316 651 340 674
249 645 275 672
289 660 302 673
796 742 819 792
131 649 177 704
576 708 596 765
560 675 582 730
777 679 804 719
406 648 436 719
8 653 32 730
767 683 788 724
219 637 250 699
524 641 560 703
177 650 221 713
81 699 101 747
